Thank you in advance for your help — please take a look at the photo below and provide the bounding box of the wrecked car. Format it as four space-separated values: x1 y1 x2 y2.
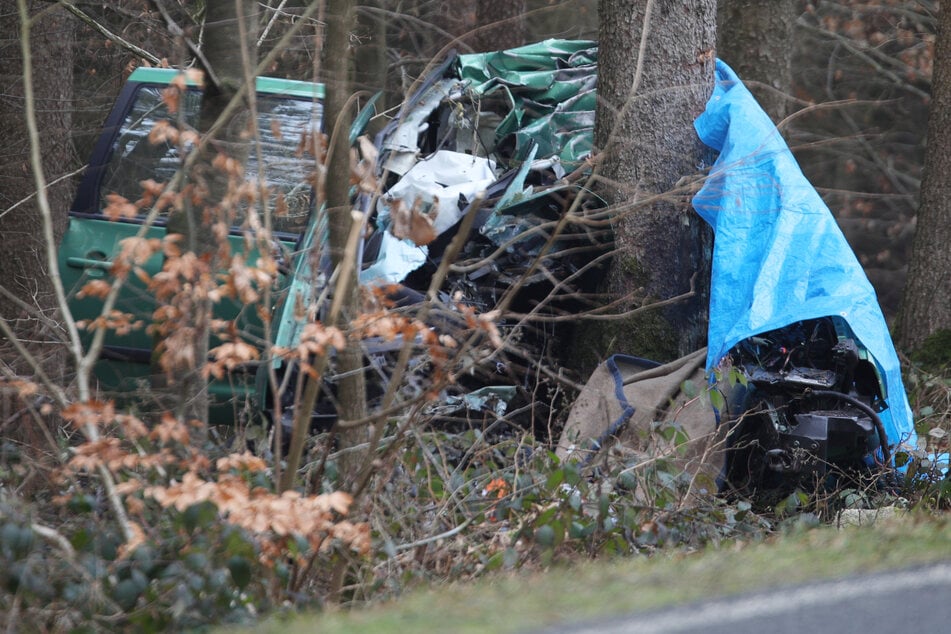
60 42 602 430
258 41 607 438
696 60 918 495
364 44 918 498
62 42 918 501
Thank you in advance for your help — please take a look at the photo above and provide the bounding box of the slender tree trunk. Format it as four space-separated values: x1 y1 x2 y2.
895 3 951 356
354 0 389 131
322 0 368 485
354 0 386 92
578 0 715 367
717 0 797 123
160 0 258 425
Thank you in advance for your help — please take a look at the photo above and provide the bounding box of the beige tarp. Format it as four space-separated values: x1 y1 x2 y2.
557 348 732 499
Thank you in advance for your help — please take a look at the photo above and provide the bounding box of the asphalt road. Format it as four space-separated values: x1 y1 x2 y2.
548 560 951 634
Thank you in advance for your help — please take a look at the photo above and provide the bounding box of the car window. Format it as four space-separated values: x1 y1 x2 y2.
247 96 323 234
99 85 200 205
99 84 322 234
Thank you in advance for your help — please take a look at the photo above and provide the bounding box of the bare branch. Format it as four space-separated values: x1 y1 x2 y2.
60 1 162 65
797 19 931 100
257 0 289 47
150 0 220 86
0 165 85 222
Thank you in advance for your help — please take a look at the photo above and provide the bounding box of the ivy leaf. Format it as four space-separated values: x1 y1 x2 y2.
228 555 252 590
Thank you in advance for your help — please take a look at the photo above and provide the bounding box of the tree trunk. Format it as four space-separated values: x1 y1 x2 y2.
473 0 527 52
0 0 73 448
579 0 715 367
895 3 951 358
717 0 797 123
354 0 389 130
159 0 258 425
323 0 368 486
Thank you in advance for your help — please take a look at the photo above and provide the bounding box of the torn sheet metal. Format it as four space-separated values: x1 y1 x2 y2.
363 39 602 288
377 150 497 237
435 386 517 417
692 60 916 452
359 230 426 285
382 78 457 175
456 39 597 169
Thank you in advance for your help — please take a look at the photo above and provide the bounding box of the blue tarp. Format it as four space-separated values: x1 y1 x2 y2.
692 60 917 453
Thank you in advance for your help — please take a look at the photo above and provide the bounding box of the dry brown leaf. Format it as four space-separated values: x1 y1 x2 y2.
390 196 438 246
103 193 139 221
76 280 111 300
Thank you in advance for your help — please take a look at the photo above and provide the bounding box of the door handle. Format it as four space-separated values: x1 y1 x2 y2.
66 254 113 278
66 257 114 269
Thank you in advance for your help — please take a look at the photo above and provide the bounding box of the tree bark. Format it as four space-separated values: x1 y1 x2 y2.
323 0 368 486
0 0 73 373
473 0 527 52
895 3 951 356
716 0 797 124
580 0 715 367
0 0 73 472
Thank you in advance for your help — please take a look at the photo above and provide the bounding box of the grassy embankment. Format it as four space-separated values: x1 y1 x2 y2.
235 513 950 633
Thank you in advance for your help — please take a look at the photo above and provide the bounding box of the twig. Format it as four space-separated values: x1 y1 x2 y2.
0 165 85 222
393 516 475 552
150 0 220 87
797 19 930 100
630 0 653 101
31 522 76 558
257 0 289 47
60 1 163 65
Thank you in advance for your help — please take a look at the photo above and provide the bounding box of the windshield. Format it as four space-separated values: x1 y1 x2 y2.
99 84 323 234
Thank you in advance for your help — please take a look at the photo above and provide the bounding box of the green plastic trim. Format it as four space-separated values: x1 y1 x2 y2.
256 75 325 99
127 67 324 98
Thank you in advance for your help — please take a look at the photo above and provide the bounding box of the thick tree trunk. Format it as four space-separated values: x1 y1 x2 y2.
580 0 715 367
717 0 797 124
895 4 951 356
0 0 73 471
0 0 73 374
160 0 258 425
473 0 527 52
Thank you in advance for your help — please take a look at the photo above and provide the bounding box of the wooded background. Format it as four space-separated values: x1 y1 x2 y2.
2 1 944 352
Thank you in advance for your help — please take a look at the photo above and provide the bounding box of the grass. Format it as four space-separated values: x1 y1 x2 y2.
233 512 950 633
